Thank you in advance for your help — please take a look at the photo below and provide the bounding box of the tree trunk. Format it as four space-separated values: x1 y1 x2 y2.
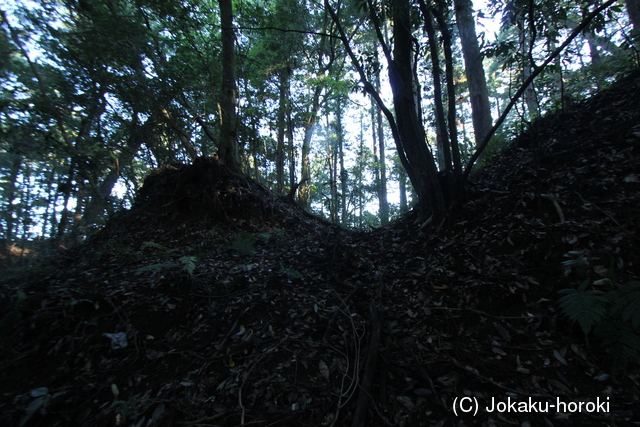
326 0 444 220
160 108 198 160
298 86 322 210
518 20 540 118
56 162 75 242
218 0 241 173
627 0 640 48
398 165 408 213
18 166 33 261
328 114 338 224
276 68 288 195
332 145 338 224
359 111 366 227
337 101 347 225
454 0 493 148
40 167 56 239
371 100 380 195
82 113 151 228
389 0 444 220
288 101 296 191
433 2 463 199
375 70 389 225
419 1 451 171
1 154 22 242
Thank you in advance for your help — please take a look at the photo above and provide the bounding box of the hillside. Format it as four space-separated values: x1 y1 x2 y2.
1 72 640 426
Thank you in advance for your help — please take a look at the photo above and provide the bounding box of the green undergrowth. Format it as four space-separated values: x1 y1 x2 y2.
558 251 640 370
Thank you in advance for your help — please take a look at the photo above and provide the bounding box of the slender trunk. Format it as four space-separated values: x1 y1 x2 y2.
337 102 347 225
298 86 322 210
218 0 241 173
276 69 288 194
56 162 75 242
247 96 261 181
327 0 445 220
433 2 462 180
454 0 493 148
375 70 389 225
2 154 22 242
70 186 86 242
40 167 56 239
287 100 296 191
360 111 366 228
371 101 380 195
332 142 338 225
588 38 602 68
328 116 335 224
162 107 198 160
519 20 540 118
83 114 150 227
327 115 338 224
419 0 451 171
19 166 33 263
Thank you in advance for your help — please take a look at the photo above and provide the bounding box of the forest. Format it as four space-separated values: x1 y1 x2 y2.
0 0 637 238
1 0 640 425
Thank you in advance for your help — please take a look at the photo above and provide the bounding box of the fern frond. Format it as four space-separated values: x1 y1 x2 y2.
610 281 640 331
595 321 640 368
142 241 167 251
179 256 197 276
558 288 607 335
134 263 177 275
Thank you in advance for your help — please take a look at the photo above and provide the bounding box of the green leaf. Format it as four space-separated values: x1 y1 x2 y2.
134 263 177 275
611 282 640 331
595 321 640 368
231 233 255 255
558 288 607 335
179 256 197 276
142 241 167 252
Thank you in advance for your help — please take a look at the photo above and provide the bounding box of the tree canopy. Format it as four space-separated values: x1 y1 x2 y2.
1 0 638 243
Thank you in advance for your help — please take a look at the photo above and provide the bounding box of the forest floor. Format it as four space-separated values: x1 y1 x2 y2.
2 72 640 427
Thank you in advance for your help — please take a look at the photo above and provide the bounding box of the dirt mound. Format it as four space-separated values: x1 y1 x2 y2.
134 156 322 230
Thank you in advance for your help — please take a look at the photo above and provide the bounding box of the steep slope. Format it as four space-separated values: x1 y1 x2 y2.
1 72 639 426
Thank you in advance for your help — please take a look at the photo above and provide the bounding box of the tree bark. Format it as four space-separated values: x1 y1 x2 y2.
399 166 408 213
287 99 296 191
389 0 445 220
276 68 288 195
218 0 241 173
298 86 322 210
454 0 493 148
432 1 463 204
374 69 389 225
419 1 451 171
337 101 347 225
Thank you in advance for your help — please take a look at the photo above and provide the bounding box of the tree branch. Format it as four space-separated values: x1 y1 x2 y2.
463 0 617 180
230 25 341 39
323 0 412 177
